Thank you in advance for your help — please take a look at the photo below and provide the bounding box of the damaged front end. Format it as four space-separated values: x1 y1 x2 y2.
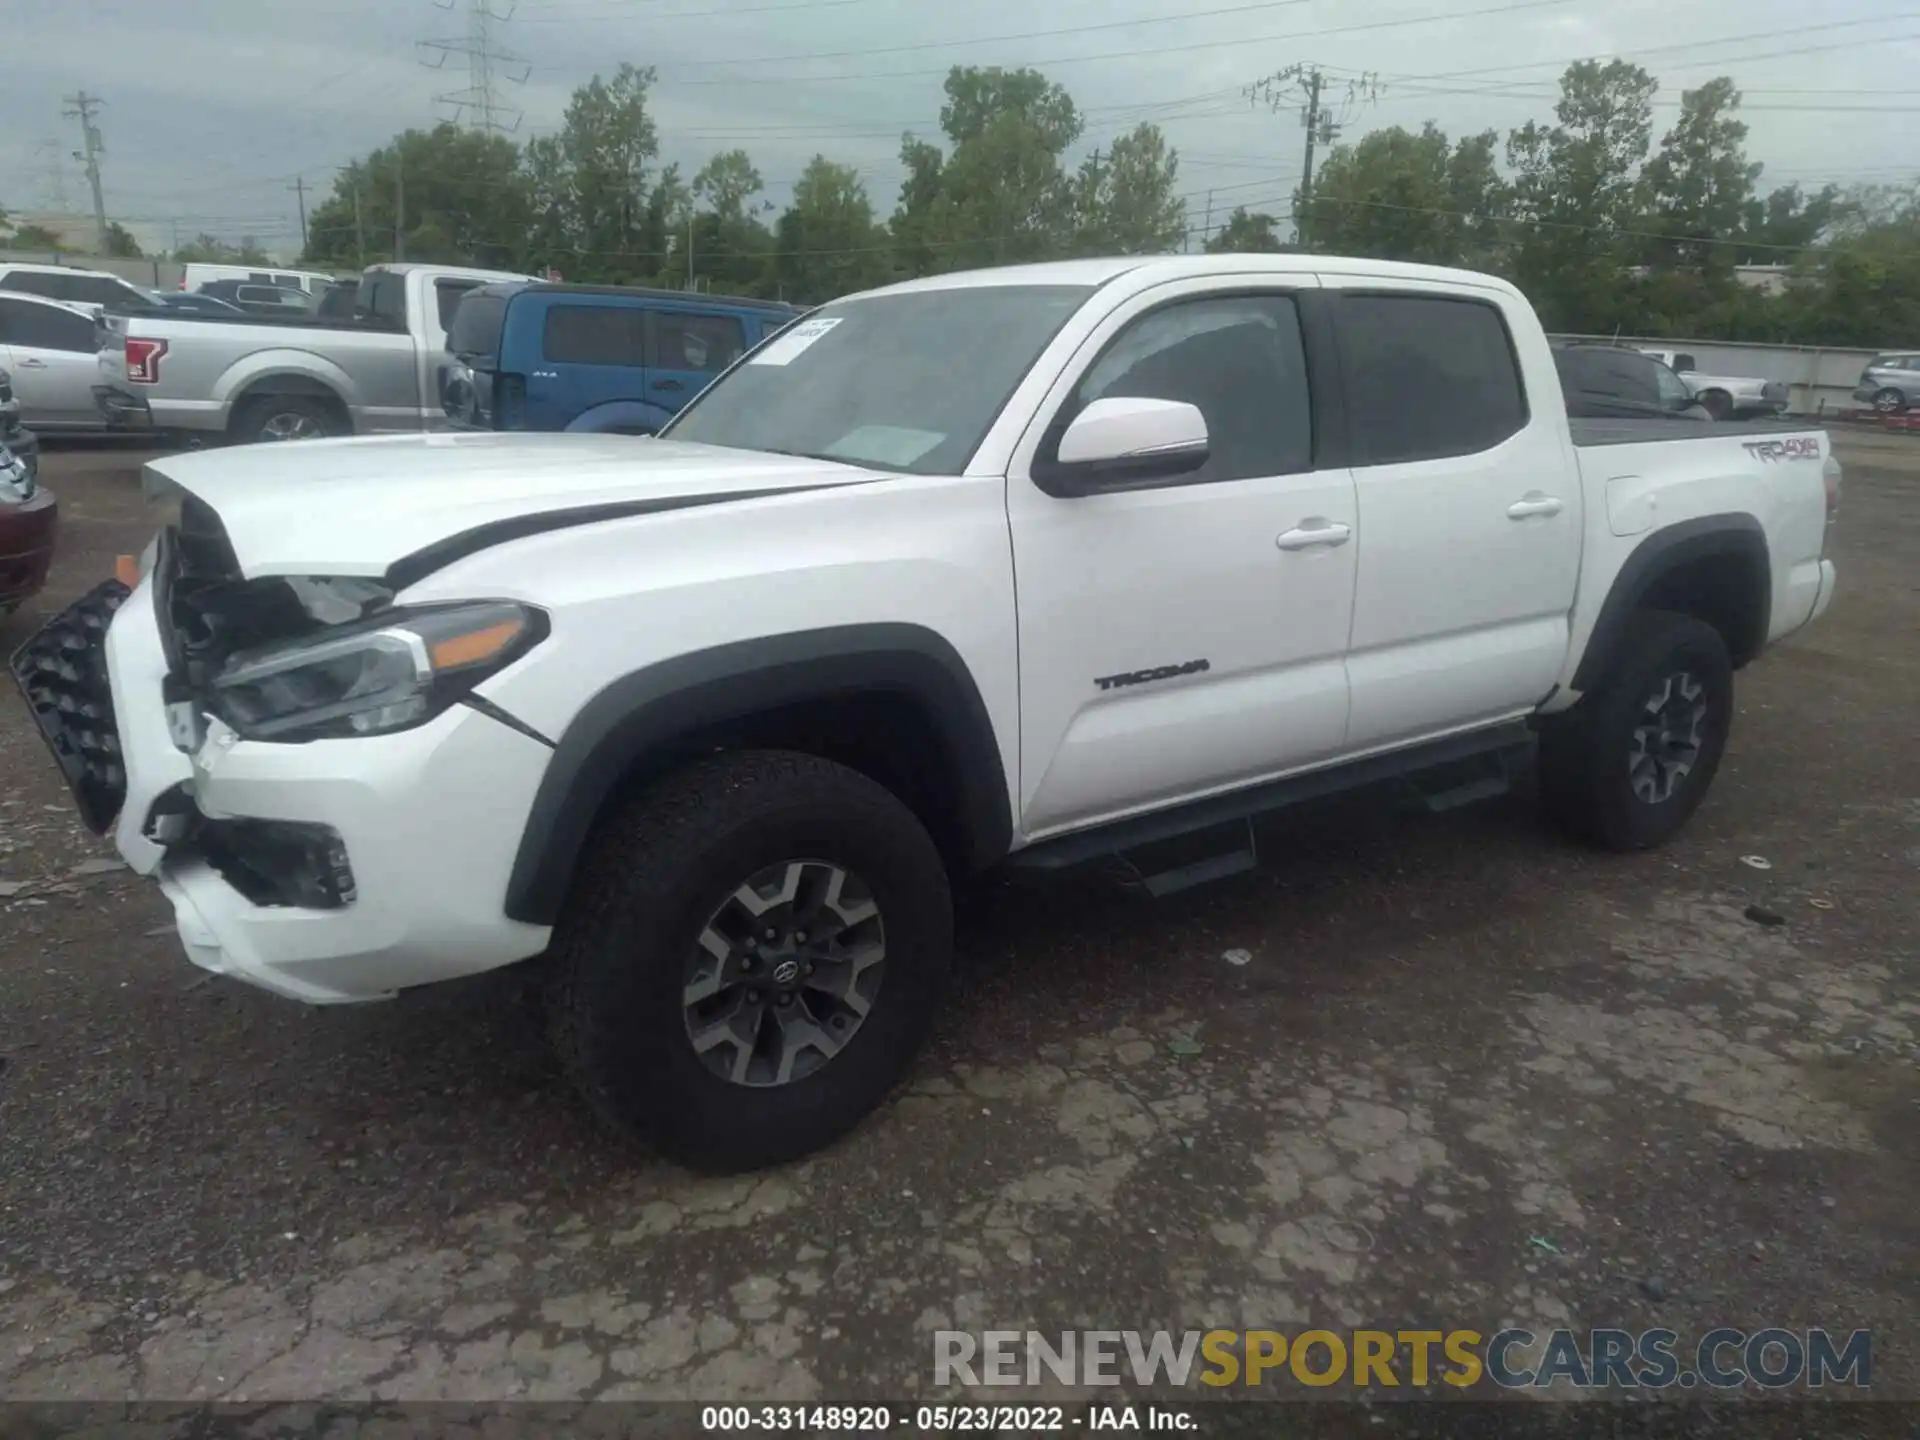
126 496 547 911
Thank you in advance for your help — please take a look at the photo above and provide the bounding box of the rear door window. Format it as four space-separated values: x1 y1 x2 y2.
363 271 407 327
0 271 66 300
1337 294 1528 464
544 305 647 367
651 311 747 373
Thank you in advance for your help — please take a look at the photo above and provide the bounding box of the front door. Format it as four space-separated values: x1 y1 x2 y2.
646 310 749 415
1322 281 1581 750
0 296 102 430
1008 282 1358 838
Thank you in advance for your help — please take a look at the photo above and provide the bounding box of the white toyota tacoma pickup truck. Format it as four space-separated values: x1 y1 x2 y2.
12 255 1840 1170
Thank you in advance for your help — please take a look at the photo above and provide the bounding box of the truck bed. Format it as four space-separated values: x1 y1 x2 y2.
1569 417 1817 447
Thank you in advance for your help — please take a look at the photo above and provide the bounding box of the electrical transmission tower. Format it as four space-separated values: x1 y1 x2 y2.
1244 64 1381 248
34 140 72 211
419 0 530 134
62 91 111 254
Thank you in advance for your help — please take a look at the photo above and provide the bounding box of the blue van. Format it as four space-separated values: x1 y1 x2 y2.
443 283 802 435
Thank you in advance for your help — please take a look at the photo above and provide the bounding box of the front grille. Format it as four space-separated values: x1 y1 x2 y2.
8 581 131 834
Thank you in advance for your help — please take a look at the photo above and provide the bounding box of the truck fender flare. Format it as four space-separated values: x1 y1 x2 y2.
502 623 1013 926
1571 514 1770 691
563 399 676 436
216 350 359 412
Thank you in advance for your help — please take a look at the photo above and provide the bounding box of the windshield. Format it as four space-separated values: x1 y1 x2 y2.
663 284 1091 474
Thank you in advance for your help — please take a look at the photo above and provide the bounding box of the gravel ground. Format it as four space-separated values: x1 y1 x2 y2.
1 433 1915 1420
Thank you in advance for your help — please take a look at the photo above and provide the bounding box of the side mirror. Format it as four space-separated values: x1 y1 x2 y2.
1038 396 1210 496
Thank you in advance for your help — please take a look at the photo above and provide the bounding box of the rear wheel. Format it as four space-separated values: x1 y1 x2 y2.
1697 389 1733 421
1872 386 1908 415
546 750 954 1170
1539 610 1733 851
235 395 338 444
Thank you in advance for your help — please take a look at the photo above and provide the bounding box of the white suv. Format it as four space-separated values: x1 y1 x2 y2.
12 255 1839 1170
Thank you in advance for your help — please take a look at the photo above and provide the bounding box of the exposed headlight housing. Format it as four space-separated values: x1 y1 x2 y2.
0 446 34 504
208 600 546 742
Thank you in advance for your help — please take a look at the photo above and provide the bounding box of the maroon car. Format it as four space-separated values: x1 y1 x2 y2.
0 451 56 617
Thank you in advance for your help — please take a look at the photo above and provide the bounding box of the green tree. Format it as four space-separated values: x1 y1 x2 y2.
170 233 271 264
1736 183 1839 263
1073 123 1184 255
1505 60 1659 330
556 64 662 278
1639 77 1760 274
105 222 143 257
4 223 65 251
771 156 889 303
303 124 529 268
691 149 774 294
1204 207 1285 253
888 136 947 279
892 66 1084 275
1299 123 1508 268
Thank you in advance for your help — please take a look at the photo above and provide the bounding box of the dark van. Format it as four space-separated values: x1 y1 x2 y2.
443 283 802 435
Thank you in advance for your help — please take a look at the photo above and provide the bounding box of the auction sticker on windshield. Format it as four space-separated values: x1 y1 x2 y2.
752 315 843 365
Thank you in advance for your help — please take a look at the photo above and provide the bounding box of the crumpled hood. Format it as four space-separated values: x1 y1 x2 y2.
142 430 882 580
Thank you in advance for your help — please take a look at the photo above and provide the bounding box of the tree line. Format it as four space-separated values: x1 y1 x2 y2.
285 59 1915 346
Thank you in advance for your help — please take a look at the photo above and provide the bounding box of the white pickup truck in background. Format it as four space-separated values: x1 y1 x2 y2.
93 262 535 446
1638 347 1790 420
15 253 1840 1171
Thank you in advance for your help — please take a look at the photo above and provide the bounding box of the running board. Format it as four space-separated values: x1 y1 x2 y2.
1009 722 1537 875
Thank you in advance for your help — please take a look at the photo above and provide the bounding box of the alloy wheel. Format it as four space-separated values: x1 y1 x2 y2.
1628 670 1708 804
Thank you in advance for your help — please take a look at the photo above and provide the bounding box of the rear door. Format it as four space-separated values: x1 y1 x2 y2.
1324 281 1580 750
0 297 103 429
645 309 748 413
533 300 650 429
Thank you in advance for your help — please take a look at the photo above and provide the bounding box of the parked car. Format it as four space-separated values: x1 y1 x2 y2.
1 364 41 482
153 292 246 318
1553 343 1710 421
196 280 317 318
179 262 338 299
1850 352 1919 414
0 421 55 618
443 283 801 435
93 262 538 445
1636 348 1789 419
14 254 1840 1169
0 262 161 316
0 292 114 433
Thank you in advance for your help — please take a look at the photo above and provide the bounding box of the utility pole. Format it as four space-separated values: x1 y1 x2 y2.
419 0 531 133
687 209 695 291
290 175 309 255
1244 64 1380 250
62 91 110 255
352 184 366 266
1203 189 1215 251
395 158 406 261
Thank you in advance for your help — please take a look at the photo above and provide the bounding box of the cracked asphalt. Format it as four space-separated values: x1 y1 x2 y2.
1 433 1916 1416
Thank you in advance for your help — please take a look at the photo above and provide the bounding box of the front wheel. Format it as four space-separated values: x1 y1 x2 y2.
546 750 954 1170
1539 610 1734 851
1697 389 1733 421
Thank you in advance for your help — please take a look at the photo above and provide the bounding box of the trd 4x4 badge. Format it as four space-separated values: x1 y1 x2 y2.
1743 438 1821 462
1094 659 1211 691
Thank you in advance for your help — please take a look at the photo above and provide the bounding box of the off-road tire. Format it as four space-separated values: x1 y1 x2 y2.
546 750 953 1171
1539 610 1734 851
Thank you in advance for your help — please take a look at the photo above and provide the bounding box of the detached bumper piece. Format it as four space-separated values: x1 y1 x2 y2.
196 817 358 910
93 385 154 430
9 580 131 834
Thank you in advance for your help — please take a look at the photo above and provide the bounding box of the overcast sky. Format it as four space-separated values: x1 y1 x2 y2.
3 0 1915 260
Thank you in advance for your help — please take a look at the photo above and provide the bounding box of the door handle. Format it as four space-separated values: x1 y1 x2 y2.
1276 519 1352 551
655 378 685 391
1507 492 1564 519
17 357 47 369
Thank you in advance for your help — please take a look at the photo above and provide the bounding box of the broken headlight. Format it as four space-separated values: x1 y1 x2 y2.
208 600 546 741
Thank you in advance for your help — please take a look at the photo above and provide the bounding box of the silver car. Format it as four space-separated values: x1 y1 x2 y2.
1852 353 1919 414
0 291 108 432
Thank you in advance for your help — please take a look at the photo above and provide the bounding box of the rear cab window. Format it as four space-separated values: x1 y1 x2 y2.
1336 292 1528 463
360 271 407 329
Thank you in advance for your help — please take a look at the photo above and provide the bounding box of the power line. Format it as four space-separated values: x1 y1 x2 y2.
662 0 1582 87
